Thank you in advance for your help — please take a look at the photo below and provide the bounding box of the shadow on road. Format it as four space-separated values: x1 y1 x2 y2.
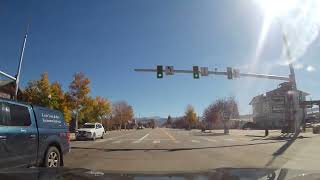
250 133 309 141
71 141 285 152
265 132 303 167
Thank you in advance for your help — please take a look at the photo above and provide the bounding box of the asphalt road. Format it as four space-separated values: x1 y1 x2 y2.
64 128 320 173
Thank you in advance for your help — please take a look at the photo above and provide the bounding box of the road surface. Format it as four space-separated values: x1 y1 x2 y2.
65 128 320 173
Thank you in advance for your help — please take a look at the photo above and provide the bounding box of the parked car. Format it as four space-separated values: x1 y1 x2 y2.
76 123 105 141
0 98 70 169
312 123 320 134
306 123 312 128
137 126 144 130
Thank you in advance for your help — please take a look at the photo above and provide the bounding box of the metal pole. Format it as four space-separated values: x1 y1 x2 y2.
282 33 299 135
0 71 16 81
15 25 29 99
134 69 290 81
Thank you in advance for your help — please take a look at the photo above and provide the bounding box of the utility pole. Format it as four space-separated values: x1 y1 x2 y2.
283 33 300 135
15 25 29 99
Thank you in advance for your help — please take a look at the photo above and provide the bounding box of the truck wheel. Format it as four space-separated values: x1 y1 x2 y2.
44 146 61 168
101 133 104 139
92 133 96 141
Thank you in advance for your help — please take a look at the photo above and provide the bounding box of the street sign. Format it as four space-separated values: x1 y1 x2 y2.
165 66 174 75
233 69 240 78
227 67 233 79
200 67 209 76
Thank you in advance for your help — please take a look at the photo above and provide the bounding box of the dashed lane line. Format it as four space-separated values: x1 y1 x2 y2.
191 140 200 143
153 140 160 144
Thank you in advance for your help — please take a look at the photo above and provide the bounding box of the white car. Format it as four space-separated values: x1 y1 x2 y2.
76 123 105 141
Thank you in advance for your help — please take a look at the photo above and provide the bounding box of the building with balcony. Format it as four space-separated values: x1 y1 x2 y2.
249 82 308 129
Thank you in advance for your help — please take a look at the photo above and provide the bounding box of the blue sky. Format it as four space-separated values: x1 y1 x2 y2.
1 0 319 117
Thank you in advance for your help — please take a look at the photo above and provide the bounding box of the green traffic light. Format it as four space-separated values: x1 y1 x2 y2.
193 73 199 79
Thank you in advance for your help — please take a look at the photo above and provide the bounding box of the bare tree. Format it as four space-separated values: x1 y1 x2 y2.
112 101 134 130
203 97 239 131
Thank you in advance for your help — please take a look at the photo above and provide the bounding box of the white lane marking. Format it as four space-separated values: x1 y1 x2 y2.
225 138 235 141
112 140 121 144
191 140 200 143
133 133 150 143
153 140 160 144
145 139 171 140
201 137 217 142
99 132 134 143
175 141 180 143
160 129 176 141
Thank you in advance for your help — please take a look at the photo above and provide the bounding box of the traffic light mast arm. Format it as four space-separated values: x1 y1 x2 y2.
238 72 290 81
134 68 290 81
0 70 17 81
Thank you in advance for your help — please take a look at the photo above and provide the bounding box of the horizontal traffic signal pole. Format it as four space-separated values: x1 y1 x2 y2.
134 68 290 81
0 70 17 81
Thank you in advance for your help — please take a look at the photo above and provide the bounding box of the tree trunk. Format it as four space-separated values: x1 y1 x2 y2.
75 111 78 130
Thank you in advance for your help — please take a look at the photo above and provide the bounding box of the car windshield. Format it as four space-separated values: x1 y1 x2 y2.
82 124 95 129
1 0 320 179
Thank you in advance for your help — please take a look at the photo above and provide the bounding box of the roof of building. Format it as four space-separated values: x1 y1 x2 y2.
249 94 266 105
0 80 14 87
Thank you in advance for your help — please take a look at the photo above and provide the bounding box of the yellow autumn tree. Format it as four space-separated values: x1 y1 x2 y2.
185 105 197 129
68 72 91 129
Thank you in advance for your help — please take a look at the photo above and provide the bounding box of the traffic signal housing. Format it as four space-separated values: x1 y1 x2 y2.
193 66 200 79
157 65 163 79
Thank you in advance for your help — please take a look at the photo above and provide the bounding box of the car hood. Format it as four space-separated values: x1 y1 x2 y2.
0 167 319 180
77 128 94 132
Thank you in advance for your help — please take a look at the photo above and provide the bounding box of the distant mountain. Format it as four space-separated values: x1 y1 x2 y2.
135 116 167 126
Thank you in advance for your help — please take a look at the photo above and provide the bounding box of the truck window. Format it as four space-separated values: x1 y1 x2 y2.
4 103 31 126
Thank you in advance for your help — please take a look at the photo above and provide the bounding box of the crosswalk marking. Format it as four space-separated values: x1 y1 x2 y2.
201 137 217 142
153 140 160 144
225 138 235 141
191 140 200 143
98 132 134 143
133 133 150 143
112 140 121 144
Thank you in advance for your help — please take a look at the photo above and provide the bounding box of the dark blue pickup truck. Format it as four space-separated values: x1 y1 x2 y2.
0 98 70 169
